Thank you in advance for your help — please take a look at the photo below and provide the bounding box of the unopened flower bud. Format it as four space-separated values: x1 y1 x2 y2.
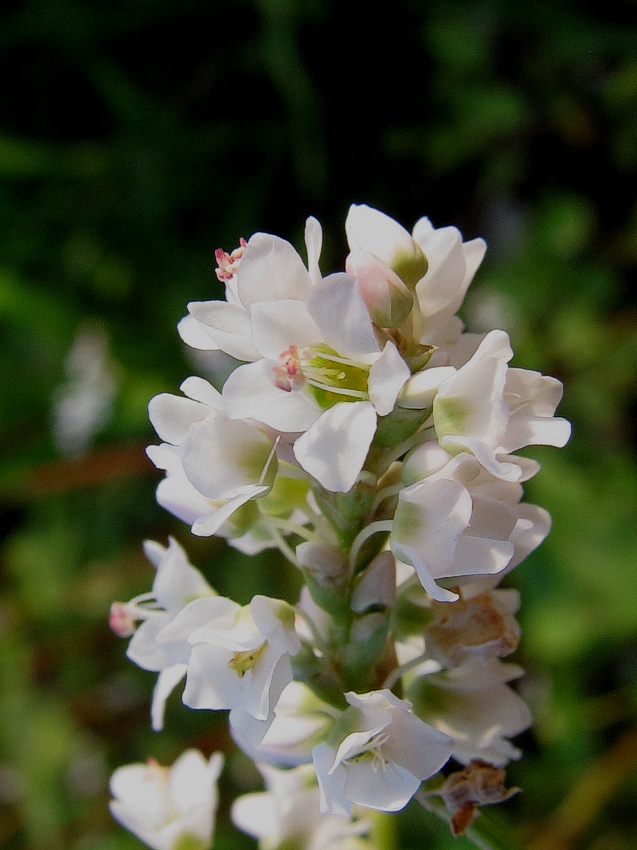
346 204 428 290
346 250 413 328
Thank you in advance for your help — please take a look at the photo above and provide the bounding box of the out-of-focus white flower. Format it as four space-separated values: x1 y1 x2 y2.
109 749 223 850
52 321 118 454
232 763 373 850
109 538 215 731
313 689 452 815
408 660 532 766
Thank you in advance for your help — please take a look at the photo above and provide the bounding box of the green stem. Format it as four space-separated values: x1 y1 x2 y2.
369 811 398 850
348 520 393 572
268 526 301 568
266 515 322 543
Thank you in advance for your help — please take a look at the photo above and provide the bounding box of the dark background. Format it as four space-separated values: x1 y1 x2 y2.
1 1 637 848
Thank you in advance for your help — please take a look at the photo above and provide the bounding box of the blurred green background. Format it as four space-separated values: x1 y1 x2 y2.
1 1 636 848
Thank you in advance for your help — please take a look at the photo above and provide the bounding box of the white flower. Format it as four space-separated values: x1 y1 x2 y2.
109 538 214 731
391 451 549 601
222 271 410 491
433 330 571 481
231 680 337 767
109 749 223 850
232 763 373 850
411 217 486 348
157 595 300 730
312 689 452 815
183 219 323 359
408 660 532 766
147 376 278 536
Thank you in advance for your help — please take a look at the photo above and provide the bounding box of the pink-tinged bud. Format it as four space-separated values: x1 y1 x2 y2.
109 602 136 638
346 204 428 289
346 250 413 328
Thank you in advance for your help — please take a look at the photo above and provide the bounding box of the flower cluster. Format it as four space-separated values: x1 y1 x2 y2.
110 205 570 848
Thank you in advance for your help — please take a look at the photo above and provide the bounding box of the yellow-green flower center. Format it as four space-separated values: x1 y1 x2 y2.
303 345 370 409
228 642 267 678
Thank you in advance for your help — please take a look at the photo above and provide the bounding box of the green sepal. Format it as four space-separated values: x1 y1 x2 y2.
374 406 432 448
340 609 391 690
173 834 209 850
299 561 351 626
312 475 377 548
291 643 348 711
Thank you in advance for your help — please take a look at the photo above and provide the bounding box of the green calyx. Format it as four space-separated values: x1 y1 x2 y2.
391 245 428 290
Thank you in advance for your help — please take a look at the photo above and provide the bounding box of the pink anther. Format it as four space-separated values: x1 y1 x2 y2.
215 237 248 282
272 344 305 391
109 602 137 638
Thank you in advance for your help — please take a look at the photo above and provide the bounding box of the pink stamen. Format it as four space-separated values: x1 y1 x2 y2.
273 345 305 392
215 237 248 282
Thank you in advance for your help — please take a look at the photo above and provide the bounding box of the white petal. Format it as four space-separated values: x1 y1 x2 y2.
415 225 466 316
246 651 293 721
155 472 215 527
313 743 351 816
152 537 213 612
306 275 380 361
293 402 376 492
151 664 187 731
169 749 220 812
462 238 487 288
179 376 222 408
126 615 173 671
188 300 259 361
367 341 411 415
177 314 220 351
238 233 313 308
231 792 278 840
181 413 274 499
305 216 323 286
250 299 321 359
397 366 456 410
223 360 321 432
344 759 420 812
383 708 452 780
393 545 459 602
191 487 268 537
393 478 472 578
148 394 209 445
182 643 243 710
